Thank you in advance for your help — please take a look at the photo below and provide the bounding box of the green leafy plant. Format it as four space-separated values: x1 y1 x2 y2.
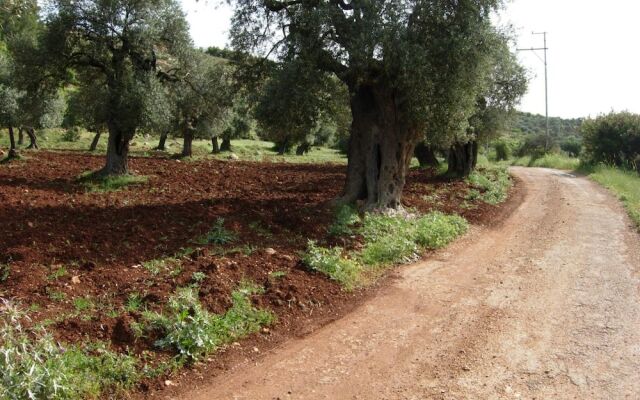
0 264 9 283
191 271 206 284
125 293 144 312
196 218 237 245
0 300 139 399
47 266 67 281
303 241 361 289
78 171 149 193
328 204 361 237
142 284 274 361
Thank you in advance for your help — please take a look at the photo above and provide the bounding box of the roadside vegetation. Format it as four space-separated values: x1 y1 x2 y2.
586 165 640 228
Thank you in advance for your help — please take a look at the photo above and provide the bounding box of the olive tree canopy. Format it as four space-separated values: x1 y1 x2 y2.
227 0 508 210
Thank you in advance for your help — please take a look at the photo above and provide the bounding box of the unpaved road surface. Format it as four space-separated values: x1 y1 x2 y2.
176 167 640 400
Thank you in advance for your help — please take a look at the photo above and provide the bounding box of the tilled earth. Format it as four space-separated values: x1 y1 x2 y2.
0 151 503 396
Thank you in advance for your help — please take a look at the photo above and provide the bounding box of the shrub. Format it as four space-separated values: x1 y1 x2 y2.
62 127 82 142
494 140 511 161
0 300 139 399
582 111 640 168
143 285 274 361
559 136 582 157
414 212 468 248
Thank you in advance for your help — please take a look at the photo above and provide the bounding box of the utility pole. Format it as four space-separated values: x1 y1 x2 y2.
517 32 550 151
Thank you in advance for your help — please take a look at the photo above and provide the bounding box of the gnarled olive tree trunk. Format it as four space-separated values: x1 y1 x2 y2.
156 131 168 151
415 142 439 168
211 136 220 154
24 126 38 149
296 142 310 156
338 84 422 211
182 130 194 158
7 126 18 158
447 141 478 177
17 127 24 146
99 123 132 176
220 137 231 152
89 131 102 151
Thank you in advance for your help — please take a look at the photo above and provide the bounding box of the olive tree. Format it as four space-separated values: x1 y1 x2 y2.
228 0 506 210
42 0 192 176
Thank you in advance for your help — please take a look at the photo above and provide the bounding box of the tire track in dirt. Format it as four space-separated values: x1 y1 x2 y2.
170 167 640 400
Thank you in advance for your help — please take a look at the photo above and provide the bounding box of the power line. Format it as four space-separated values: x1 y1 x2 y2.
517 32 550 151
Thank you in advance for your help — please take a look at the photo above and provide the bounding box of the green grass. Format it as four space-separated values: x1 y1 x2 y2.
466 165 512 205
304 211 468 289
511 153 581 170
0 302 139 399
586 165 640 228
78 171 149 192
142 283 274 361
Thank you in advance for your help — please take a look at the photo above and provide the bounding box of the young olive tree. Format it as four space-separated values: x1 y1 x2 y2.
228 0 506 210
42 0 192 176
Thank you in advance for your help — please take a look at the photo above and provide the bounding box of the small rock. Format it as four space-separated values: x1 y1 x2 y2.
164 380 177 387
71 275 81 284
264 248 277 255
228 153 239 160
253 347 259 353
261 327 270 334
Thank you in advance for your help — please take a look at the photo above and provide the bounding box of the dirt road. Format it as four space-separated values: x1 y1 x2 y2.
175 167 640 400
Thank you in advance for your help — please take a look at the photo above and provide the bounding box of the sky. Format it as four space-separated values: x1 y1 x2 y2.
180 0 640 119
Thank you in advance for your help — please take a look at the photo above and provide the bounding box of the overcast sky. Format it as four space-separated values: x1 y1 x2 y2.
180 0 640 119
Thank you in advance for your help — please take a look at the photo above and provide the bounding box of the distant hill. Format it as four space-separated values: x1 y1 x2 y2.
508 112 583 138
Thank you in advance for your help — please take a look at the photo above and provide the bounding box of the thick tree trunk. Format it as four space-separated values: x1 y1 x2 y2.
156 131 168 151
25 127 38 149
220 137 231 152
99 126 131 176
447 141 478 178
7 126 18 158
89 131 102 151
337 84 422 211
414 142 439 168
276 138 290 155
182 130 193 158
211 136 220 154
296 142 310 156
17 127 24 145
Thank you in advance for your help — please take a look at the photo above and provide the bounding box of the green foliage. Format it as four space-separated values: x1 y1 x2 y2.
78 172 149 192
582 111 640 168
494 140 511 161
142 285 274 361
559 136 582 157
0 301 139 399
125 293 144 313
196 218 237 245
586 164 640 228
328 205 361 237
304 212 468 289
303 241 362 289
191 271 206 284
467 165 512 205
0 263 9 282
511 154 581 170
61 127 81 142
73 297 94 312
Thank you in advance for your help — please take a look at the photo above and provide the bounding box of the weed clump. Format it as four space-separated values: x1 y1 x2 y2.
304 211 468 289
0 300 139 399
142 283 274 362
196 218 237 245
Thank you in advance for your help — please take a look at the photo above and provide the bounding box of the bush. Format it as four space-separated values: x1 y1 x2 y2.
559 136 582 157
494 140 511 161
143 285 274 361
0 300 139 399
582 111 640 168
62 127 82 142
